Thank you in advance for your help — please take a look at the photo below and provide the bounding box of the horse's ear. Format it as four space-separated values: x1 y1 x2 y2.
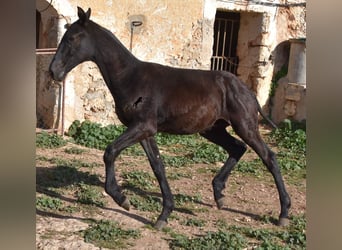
77 7 91 25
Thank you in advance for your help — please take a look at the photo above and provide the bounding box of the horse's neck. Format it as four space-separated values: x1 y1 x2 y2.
91 24 138 93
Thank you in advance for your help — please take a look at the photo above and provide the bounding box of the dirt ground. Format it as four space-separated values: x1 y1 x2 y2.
36 129 306 249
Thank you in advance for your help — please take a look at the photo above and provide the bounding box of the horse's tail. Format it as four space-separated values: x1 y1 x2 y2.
256 97 278 129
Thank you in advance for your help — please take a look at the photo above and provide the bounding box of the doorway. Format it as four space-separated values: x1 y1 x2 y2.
211 11 240 74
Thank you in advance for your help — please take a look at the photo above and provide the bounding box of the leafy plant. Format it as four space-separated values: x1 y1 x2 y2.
36 132 67 148
129 195 162 212
271 119 306 172
168 213 306 249
83 219 140 249
67 120 125 150
192 143 226 164
182 218 206 227
162 155 192 168
76 182 105 207
236 159 264 175
170 230 247 250
271 119 306 153
36 195 63 211
174 193 202 207
121 170 155 190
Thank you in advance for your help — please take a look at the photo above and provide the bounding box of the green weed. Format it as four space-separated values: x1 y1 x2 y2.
269 65 288 99
192 143 226 164
129 195 162 212
36 132 67 148
121 170 155 190
64 147 87 154
182 218 206 227
76 182 106 207
271 119 306 155
170 215 306 249
83 219 140 249
174 193 202 207
67 120 125 150
236 159 264 175
271 119 306 172
170 230 247 250
162 155 192 168
36 195 63 211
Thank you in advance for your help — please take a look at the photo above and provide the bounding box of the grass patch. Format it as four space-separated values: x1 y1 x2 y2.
64 147 87 154
236 158 264 175
36 132 67 148
169 230 247 250
181 218 206 227
121 170 155 190
76 182 106 207
129 194 162 212
169 214 306 249
36 195 63 211
167 171 192 180
174 193 202 207
82 219 140 249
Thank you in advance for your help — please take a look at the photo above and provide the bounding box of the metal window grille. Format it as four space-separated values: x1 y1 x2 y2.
211 11 240 74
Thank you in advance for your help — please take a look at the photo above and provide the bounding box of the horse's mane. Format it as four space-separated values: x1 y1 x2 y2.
88 20 134 58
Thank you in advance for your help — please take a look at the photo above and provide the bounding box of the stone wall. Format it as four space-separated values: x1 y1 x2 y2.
36 53 59 128
36 0 306 130
271 38 306 124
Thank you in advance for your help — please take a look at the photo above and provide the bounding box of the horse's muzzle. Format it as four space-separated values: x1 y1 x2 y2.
49 63 65 82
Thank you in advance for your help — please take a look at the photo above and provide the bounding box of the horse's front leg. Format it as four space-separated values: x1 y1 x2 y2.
103 124 155 210
140 137 174 230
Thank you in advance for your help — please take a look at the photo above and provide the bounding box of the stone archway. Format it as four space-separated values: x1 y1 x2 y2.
36 0 75 48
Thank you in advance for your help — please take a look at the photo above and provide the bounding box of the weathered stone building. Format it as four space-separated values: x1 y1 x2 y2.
36 0 306 133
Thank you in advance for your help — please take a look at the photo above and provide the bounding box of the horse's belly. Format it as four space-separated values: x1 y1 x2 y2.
158 105 219 134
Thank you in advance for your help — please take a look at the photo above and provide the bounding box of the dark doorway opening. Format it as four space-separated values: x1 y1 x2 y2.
36 10 42 48
211 11 240 74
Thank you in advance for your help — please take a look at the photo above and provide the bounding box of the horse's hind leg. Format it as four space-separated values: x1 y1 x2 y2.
231 121 291 226
140 137 174 230
200 121 247 209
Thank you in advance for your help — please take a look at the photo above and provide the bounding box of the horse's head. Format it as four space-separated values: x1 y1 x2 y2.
49 7 95 81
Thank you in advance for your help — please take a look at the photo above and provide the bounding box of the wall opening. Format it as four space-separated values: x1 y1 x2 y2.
36 10 42 48
211 11 240 74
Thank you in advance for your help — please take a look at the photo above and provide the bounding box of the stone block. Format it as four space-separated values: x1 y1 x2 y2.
285 83 303 101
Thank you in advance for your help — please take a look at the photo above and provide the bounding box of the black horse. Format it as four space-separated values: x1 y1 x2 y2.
49 7 290 230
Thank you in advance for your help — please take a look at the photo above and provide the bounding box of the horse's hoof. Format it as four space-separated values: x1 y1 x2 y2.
216 197 225 209
278 217 290 227
120 197 130 211
154 220 167 230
